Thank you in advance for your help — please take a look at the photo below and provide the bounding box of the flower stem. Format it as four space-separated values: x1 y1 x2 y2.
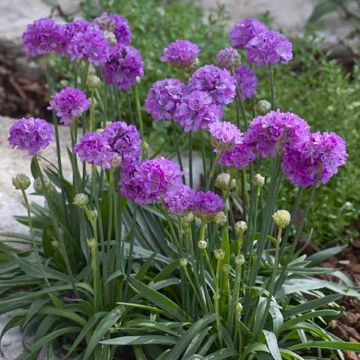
206 151 221 190
268 64 275 109
172 122 186 184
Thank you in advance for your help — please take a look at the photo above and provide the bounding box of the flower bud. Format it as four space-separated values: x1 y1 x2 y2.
73 193 89 208
12 173 31 190
142 141 149 154
33 176 52 193
181 212 194 228
214 211 227 226
51 240 59 248
272 210 291 229
87 238 96 249
136 76 141 84
255 100 271 115
87 209 98 223
214 249 225 261
235 303 243 315
213 292 220 301
235 254 245 266
253 173 265 188
179 258 188 267
222 264 231 274
197 240 208 250
87 74 101 89
235 221 248 234
215 173 234 191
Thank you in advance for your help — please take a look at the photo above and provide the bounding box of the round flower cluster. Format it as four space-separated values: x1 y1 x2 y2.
8 117 53 155
161 39 200 70
174 90 222 132
102 121 142 161
229 18 268 49
219 141 256 169
48 87 90 125
94 12 132 45
216 48 241 71
234 64 258 100
102 44 144 89
192 191 224 217
282 131 347 187
145 79 186 121
188 65 236 105
163 185 194 215
208 121 242 151
73 132 114 170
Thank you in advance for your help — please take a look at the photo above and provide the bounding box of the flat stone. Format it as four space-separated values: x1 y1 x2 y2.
0 313 23 360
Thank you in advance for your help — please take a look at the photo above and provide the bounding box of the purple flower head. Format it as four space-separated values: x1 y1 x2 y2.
244 111 311 158
161 39 200 70
145 79 186 121
102 44 144 90
208 121 243 151
73 132 114 169
192 191 224 217
188 65 236 105
216 48 241 71
48 87 90 125
164 185 194 215
22 18 66 57
219 141 256 169
120 157 183 204
245 31 293 65
8 117 53 155
94 12 132 45
102 121 142 161
67 24 111 65
174 90 222 132
234 64 258 100
282 132 347 187
229 18 268 49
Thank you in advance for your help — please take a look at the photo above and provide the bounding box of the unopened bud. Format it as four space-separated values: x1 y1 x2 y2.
253 173 265 188
272 210 291 229
235 254 245 266
73 193 89 208
197 240 207 250
136 76 141 84
87 238 96 249
87 209 98 223
181 212 194 228
12 173 31 190
51 240 59 248
215 173 233 191
214 249 225 260
214 211 227 226
34 176 52 193
179 258 188 267
235 221 248 234
255 100 271 115
235 303 243 315
87 74 101 89
213 292 220 301
222 264 231 274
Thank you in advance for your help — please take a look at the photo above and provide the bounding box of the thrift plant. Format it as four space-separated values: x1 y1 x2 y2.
1 11 360 360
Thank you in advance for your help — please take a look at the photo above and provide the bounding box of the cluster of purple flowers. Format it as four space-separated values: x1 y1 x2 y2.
208 121 242 151
229 18 293 65
48 87 90 125
8 117 53 155
73 121 141 170
161 40 200 70
22 15 144 90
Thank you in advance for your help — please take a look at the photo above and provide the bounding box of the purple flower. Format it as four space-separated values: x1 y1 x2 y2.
192 191 224 216
229 18 268 49
216 48 241 71
244 111 311 158
102 121 141 161
174 90 222 132
22 18 66 57
161 39 200 70
245 31 293 65
102 44 144 90
188 65 236 105
8 117 53 155
145 79 186 121
120 157 183 204
48 87 90 125
67 24 111 65
234 64 258 100
208 121 242 150
73 132 114 169
282 132 347 187
164 185 194 215
94 12 132 45
219 142 256 169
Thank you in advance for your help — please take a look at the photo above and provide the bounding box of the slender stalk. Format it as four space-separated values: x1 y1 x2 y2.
240 170 248 219
172 122 185 184
214 258 223 346
268 64 275 109
206 151 221 190
188 132 193 188
134 84 144 137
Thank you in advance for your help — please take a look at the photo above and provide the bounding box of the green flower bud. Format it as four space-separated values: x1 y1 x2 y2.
253 173 265 188
214 211 227 226
235 221 248 234
87 74 101 89
214 249 225 260
255 100 271 115
12 173 31 190
272 210 291 229
213 292 220 301
235 254 245 266
87 209 98 223
87 238 96 249
214 173 233 191
235 303 243 315
179 258 188 267
33 176 52 193
222 264 231 274
197 240 208 250
181 212 194 228
73 193 89 208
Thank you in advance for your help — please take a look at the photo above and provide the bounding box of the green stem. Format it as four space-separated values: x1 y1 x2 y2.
268 64 275 109
134 84 144 137
172 122 185 184
189 132 193 188
206 151 221 190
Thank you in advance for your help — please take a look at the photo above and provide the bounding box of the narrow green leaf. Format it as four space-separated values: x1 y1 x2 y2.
263 330 282 360
101 335 178 346
289 340 360 352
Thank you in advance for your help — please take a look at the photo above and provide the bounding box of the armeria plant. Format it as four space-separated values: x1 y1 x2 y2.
0 13 359 360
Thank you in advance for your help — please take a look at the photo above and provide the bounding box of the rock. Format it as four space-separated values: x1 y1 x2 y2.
0 313 23 360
